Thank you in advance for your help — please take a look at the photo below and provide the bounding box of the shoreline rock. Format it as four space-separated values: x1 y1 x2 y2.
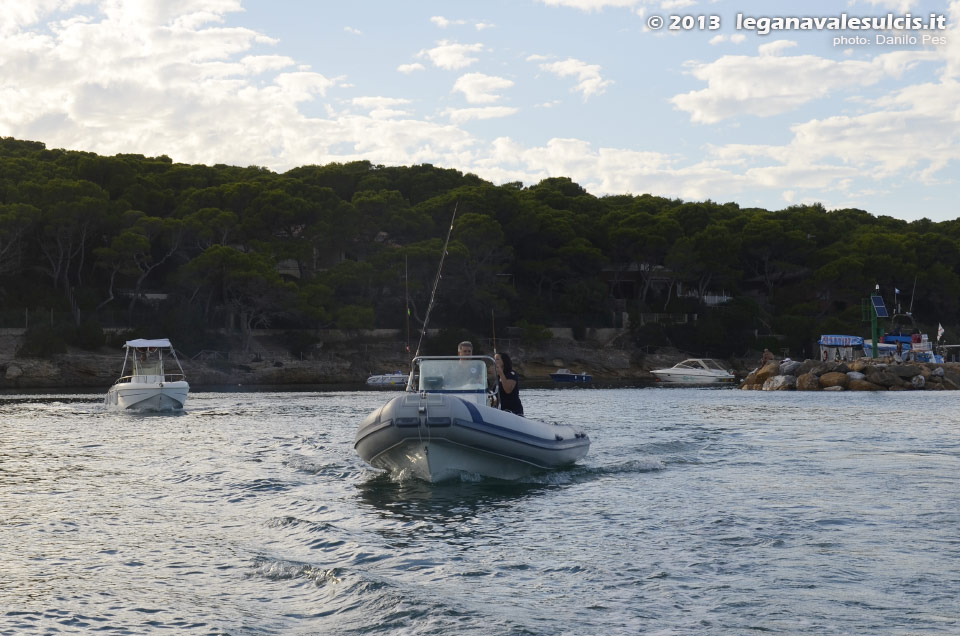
0 333 663 390
740 357 960 391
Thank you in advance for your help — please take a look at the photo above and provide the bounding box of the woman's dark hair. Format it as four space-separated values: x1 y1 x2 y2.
498 352 514 374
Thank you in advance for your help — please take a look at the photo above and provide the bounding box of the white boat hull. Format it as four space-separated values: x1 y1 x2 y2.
105 381 189 411
366 373 407 388
356 392 590 482
652 372 734 385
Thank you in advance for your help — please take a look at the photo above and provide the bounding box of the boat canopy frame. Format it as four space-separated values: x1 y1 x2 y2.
116 339 187 384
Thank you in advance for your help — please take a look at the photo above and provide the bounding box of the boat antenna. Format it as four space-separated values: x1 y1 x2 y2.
491 309 497 354
908 274 917 314
413 201 458 359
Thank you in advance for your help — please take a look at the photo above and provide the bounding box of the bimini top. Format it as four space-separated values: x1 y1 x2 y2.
124 338 173 349
818 335 864 346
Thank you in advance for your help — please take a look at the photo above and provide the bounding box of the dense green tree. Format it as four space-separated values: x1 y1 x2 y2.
0 202 38 276
181 245 296 350
4 135 960 357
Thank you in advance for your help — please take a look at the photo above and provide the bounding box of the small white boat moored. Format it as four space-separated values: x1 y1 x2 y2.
365 371 408 388
355 355 590 482
105 338 189 411
651 358 736 385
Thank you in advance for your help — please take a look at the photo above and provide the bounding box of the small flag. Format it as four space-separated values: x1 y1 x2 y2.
895 288 900 294
938 323 945 340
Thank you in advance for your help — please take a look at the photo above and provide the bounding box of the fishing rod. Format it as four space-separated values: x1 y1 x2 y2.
413 201 458 359
491 309 497 354
908 274 917 314
404 254 410 355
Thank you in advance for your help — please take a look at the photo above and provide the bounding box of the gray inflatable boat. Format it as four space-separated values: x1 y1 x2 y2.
355 356 590 482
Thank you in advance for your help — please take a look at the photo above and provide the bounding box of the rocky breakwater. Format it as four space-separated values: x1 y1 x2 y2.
740 358 960 391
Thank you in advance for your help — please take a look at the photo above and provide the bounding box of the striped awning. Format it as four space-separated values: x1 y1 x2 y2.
818 335 864 346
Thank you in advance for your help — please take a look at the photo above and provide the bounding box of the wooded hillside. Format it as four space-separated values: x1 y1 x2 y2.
2 136 957 358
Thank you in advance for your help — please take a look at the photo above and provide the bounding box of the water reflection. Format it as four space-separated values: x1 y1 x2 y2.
355 472 559 523
0 394 102 405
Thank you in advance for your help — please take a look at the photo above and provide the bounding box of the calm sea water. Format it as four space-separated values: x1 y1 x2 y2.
2 388 959 635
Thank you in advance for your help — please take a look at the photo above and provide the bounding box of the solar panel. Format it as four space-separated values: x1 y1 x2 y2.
871 295 889 318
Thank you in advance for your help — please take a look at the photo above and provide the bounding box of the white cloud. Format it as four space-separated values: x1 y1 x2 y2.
0 0 347 167
696 73 960 202
444 106 519 124
943 0 960 79
473 136 745 201
344 26 362 35
4 0 958 222
452 73 514 103
430 16 466 28
273 72 336 102
758 39 797 57
352 96 413 119
417 40 486 70
535 0 643 11
352 97 412 109
858 0 915 12
537 57 612 99
671 45 937 123
710 34 748 46
475 21 495 30
240 55 296 75
660 0 695 9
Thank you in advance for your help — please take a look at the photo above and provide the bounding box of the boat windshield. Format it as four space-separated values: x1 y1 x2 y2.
132 347 164 376
701 359 728 371
418 358 488 392
672 359 728 371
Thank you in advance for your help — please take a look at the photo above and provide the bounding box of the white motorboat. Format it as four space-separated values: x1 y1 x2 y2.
355 355 590 482
105 338 189 411
365 371 408 388
651 358 736 385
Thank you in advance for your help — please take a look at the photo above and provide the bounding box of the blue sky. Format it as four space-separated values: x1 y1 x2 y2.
1 0 957 221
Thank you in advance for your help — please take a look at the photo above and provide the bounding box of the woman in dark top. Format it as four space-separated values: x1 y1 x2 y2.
495 352 523 416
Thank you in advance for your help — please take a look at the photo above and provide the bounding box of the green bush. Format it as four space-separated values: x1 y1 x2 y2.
16 323 69 358
281 330 322 359
516 320 552 346
422 328 476 356
632 321 669 348
107 330 139 348
75 318 106 350
335 305 375 331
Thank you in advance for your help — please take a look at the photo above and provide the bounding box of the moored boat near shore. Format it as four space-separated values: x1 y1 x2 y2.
548 368 592 383
652 358 736 386
365 371 407 388
863 313 943 364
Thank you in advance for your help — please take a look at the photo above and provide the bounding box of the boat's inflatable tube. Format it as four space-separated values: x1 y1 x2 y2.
355 392 590 481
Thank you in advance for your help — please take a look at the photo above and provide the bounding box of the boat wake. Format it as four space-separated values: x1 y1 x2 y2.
250 556 342 587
